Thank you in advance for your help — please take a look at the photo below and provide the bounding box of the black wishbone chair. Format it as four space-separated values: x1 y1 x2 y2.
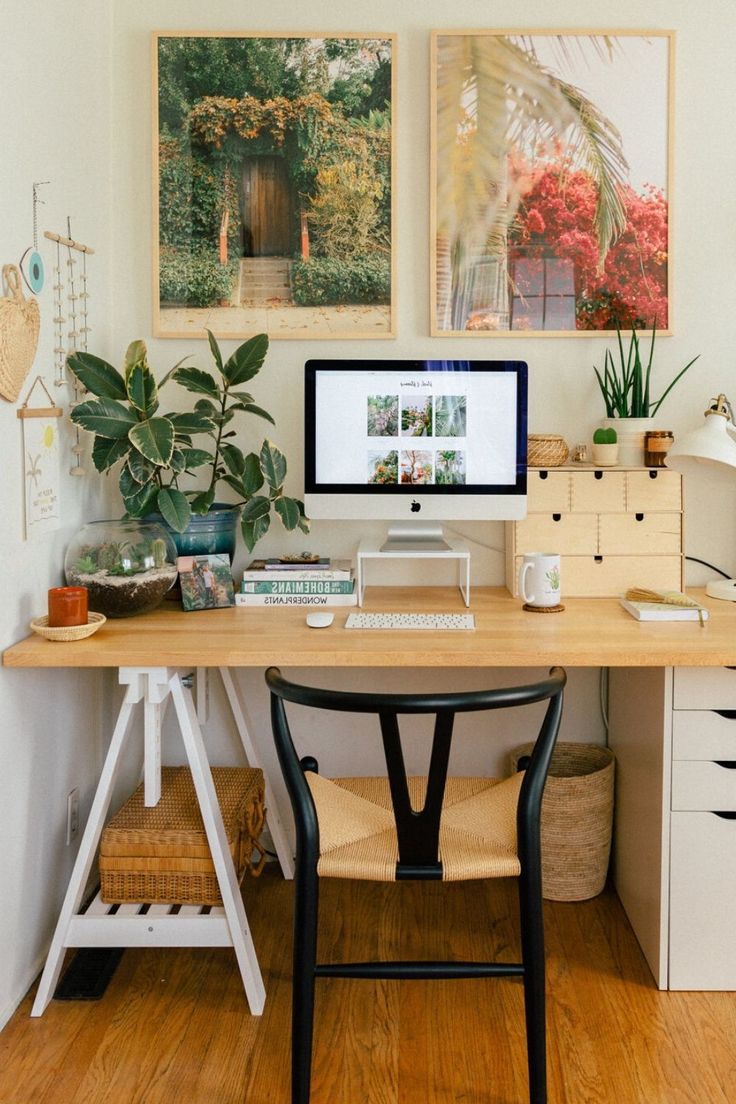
266 665 566 1104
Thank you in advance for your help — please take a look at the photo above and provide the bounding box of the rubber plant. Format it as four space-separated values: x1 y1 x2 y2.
593 321 700 418
68 330 309 551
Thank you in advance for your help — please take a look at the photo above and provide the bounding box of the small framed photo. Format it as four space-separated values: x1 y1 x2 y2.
178 554 235 611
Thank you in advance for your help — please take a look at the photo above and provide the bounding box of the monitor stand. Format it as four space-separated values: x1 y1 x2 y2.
379 524 451 553
356 534 470 607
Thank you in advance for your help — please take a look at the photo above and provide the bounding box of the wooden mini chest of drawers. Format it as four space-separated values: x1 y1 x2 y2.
505 465 683 597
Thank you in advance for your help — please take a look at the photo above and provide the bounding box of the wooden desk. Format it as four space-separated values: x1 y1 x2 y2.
6 587 736 670
6 588 736 1008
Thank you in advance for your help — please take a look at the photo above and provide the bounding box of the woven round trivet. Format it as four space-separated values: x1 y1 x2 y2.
522 603 566 613
30 612 106 641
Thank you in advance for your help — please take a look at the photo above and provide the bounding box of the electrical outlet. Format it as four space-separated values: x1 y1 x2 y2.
66 788 80 845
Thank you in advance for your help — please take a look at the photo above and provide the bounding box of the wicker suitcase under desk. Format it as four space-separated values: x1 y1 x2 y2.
99 766 265 906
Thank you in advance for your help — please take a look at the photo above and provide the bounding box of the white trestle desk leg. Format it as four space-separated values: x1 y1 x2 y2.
170 675 266 1013
218 667 295 880
30 683 139 1017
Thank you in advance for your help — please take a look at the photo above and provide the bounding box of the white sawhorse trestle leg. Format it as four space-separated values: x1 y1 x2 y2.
31 667 267 1017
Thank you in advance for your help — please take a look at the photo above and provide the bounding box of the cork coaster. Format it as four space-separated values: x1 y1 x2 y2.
522 603 566 613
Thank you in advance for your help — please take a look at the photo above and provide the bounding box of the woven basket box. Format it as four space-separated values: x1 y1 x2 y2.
99 766 265 905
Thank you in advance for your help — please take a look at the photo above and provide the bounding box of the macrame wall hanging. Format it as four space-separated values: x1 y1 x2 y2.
44 223 94 476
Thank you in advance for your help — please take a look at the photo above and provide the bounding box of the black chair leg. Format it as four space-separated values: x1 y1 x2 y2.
292 861 319 1104
518 871 547 1104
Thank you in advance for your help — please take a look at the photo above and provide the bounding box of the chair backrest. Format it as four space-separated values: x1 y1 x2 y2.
266 666 566 879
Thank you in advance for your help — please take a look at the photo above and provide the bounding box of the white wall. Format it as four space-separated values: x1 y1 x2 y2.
0 1 114 1028
3 0 736 1026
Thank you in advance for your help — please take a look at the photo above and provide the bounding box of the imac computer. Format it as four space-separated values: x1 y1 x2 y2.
304 359 528 552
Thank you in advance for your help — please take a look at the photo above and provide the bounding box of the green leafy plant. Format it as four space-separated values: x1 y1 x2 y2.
593 426 617 445
593 322 699 418
68 331 309 552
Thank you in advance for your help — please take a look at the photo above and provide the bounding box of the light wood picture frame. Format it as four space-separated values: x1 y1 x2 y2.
431 30 674 337
152 31 395 340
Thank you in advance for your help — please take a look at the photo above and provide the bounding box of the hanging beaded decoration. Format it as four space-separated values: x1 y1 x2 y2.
44 224 94 476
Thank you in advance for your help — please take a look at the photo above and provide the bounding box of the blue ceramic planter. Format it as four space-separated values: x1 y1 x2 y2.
147 503 240 560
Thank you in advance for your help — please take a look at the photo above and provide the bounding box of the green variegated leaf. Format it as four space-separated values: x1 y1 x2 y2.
260 439 287 490
156 486 191 532
241 512 270 552
158 356 191 389
126 362 158 415
221 474 246 496
127 448 155 483
274 495 301 530
122 481 159 518
230 402 275 425
67 352 127 399
167 411 216 434
172 365 220 398
194 398 219 416
71 398 138 439
241 451 264 495
241 495 270 521
128 417 174 466
91 436 130 472
227 390 254 403
223 333 268 386
189 489 216 515
220 443 245 476
298 514 311 536
124 340 148 379
179 448 213 471
206 329 224 375
118 464 139 500
169 448 187 473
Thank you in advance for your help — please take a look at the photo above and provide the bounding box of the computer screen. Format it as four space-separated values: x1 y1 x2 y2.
304 360 527 541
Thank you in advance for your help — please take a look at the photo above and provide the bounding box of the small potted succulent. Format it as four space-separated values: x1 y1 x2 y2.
591 426 618 467
68 331 309 553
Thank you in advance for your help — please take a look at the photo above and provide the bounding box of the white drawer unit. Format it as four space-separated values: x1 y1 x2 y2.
506 465 683 597
610 666 736 990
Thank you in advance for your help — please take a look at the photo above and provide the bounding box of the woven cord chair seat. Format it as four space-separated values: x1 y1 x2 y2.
308 771 523 881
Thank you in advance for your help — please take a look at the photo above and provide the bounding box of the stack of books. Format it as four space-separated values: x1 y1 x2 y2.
235 558 357 607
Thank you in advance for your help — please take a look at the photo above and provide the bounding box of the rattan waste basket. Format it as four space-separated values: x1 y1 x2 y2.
511 742 615 901
100 766 266 905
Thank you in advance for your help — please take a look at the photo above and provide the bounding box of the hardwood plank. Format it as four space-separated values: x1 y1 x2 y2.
3 869 736 1103
5 589 736 670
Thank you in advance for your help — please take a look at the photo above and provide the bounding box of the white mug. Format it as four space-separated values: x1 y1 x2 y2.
519 553 561 608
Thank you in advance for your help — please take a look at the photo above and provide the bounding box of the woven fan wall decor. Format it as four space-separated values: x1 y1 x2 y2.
0 264 40 402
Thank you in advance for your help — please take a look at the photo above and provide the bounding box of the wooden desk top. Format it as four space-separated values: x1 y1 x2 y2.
4 588 736 669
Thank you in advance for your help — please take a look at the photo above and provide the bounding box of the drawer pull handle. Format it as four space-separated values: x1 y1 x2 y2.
713 811 736 820
635 513 644 522
552 513 561 522
539 471 549 480
594 555 603 563
594 470 603 481
715 761 736 770
648 470 658 480
714 710 736 721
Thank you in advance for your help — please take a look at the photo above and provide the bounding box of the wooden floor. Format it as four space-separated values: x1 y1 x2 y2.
2 868 735 1104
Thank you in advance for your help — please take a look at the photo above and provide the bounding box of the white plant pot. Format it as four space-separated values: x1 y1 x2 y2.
591 442 619 467
602 417 655 466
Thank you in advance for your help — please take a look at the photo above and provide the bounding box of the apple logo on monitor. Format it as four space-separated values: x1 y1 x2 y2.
410 500 421 513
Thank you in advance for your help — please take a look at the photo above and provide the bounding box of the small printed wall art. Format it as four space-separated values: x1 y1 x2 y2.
17 377 62 539
153 32 395 340
431 30 673 336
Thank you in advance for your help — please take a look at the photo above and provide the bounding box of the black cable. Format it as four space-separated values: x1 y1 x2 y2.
685 555 731 579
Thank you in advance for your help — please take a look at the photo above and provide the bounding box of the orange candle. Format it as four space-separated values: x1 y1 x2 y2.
48 586 88 627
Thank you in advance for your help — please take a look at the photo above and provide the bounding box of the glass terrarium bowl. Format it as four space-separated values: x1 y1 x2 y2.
65 519 178 618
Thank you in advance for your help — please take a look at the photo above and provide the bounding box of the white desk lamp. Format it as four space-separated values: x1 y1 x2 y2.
666 394 736 600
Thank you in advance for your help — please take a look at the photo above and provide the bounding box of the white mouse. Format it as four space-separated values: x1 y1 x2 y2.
305 611 334 628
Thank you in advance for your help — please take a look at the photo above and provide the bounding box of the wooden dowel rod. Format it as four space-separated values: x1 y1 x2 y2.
43 231 95 255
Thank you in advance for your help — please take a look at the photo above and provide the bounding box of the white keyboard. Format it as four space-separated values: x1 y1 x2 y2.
345 612 475 631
